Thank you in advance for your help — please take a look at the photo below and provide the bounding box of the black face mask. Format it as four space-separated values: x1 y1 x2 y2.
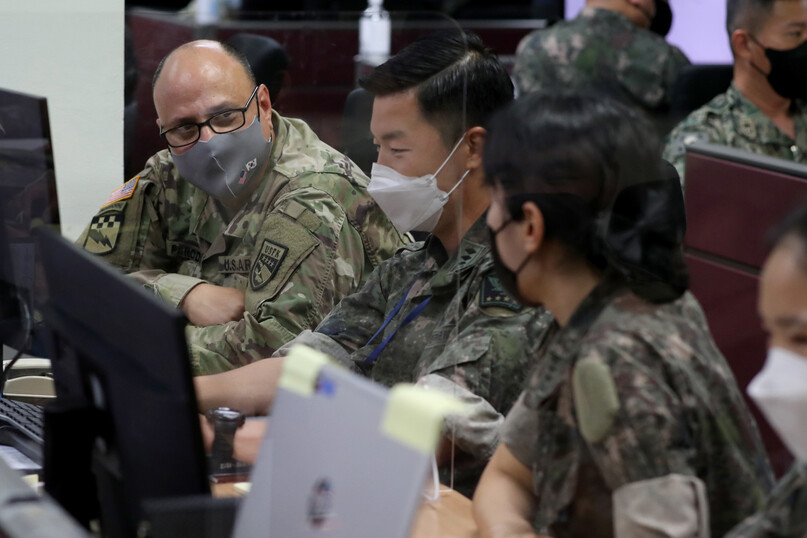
488 220 533 306
750 35 807 100
649 0 672 37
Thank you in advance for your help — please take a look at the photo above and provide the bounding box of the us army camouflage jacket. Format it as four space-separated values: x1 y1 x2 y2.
727 461 807 538
501 281 774 537
664 83 807 184
275 216 555 497
513 7 689 111
77 111 406 374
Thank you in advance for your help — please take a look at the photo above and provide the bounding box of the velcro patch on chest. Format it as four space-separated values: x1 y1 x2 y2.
102 175 139 207
84 212 124 255
479 274 523 312
219 255 252 274
250 239 289 290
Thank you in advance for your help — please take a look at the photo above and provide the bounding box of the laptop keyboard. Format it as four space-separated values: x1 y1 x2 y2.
0 397 44 465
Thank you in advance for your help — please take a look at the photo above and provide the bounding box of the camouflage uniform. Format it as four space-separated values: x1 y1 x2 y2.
501 281 774 537
77 111 406 375
727 461 807 538
664 83 807 183
276 216 555 497
513 7 689 112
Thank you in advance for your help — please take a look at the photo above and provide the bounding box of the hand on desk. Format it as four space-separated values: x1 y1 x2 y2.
182 283 245 327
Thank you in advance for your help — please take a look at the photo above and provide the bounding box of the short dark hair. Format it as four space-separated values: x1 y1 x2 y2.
152 41 256 90
769 203 807 267
726 0 776 38
359 30 514 146
484 91 688 302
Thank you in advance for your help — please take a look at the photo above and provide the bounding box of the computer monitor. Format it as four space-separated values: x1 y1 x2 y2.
36 228 210 538
685 142 807 477
0 87 60 359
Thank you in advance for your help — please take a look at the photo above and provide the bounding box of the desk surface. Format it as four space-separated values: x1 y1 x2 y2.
212 482 479 537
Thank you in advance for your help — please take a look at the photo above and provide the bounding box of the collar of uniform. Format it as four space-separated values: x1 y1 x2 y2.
415 215 489 297
580 5 637 31
565 277 627 334
728 82 807 145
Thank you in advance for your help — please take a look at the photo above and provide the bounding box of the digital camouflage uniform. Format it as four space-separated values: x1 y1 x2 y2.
664 84 807 184
77 111 406 375
501 281 774 538
727 461 807 538
513 7 689 112
275 216 555 497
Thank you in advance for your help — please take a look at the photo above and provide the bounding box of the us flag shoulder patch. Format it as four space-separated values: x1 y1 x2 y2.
102 176 139 207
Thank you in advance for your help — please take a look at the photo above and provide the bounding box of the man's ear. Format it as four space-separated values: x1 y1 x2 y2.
521 200 545 255
464 126 487 171
257 83 273 117
731 29 754 62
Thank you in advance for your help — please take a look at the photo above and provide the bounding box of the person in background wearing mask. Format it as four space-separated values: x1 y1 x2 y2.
472 91 773 538
77 40 405 375
664 0 807 184
726 205 807 537
513 0 689 132
194 31 554 497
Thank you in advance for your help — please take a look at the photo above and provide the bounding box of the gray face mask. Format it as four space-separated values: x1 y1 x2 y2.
171 116 272 201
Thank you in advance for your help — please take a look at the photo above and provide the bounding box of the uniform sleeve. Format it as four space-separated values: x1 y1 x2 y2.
573 338 695 490
501 390 538 468
75 155 207 307
417 274 554 462
724 463 807 538
663 114 723 186
188 183 386 374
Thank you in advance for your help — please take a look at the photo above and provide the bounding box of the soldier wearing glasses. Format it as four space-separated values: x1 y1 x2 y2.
77 40 406 375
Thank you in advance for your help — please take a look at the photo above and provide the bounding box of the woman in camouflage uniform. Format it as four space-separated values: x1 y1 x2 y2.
472 91 773 538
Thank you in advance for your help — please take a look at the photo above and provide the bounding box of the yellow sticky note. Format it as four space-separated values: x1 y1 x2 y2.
277 344 332 396
381 384 468 453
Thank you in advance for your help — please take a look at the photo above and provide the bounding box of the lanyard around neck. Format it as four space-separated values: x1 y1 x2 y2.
362 280 432 368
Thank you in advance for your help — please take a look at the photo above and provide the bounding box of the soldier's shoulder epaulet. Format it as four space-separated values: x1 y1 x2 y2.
478 272 523 313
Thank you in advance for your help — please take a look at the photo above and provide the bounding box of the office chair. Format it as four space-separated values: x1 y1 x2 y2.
225 34 290 104
341 87 375 178
670 64 733 118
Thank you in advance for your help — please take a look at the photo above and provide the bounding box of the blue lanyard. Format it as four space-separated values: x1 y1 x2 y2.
362 281 432 367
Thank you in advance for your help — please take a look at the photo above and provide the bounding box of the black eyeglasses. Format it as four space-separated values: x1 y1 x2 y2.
160 86 260 148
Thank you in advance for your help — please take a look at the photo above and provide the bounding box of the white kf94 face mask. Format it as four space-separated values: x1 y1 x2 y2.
367 134 470 234
748 346 807 462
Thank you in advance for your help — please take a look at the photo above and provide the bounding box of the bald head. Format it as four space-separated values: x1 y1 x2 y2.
153 40 255 90
152 40 273 154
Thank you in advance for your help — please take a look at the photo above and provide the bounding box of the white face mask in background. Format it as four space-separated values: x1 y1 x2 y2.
747 346 807 462
367 134 469 234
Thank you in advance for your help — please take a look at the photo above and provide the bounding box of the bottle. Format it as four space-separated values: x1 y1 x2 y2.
195 0 221 26
359 0 390 67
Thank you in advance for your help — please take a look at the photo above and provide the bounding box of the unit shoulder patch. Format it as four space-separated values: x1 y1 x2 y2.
84 212 124 255
102 176 139 207
250 239 289 290
479 274 523 312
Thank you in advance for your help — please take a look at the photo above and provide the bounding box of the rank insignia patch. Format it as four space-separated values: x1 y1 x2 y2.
103 176 139 207
250 239 289 290
480 274 523 312
84 213 124 255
